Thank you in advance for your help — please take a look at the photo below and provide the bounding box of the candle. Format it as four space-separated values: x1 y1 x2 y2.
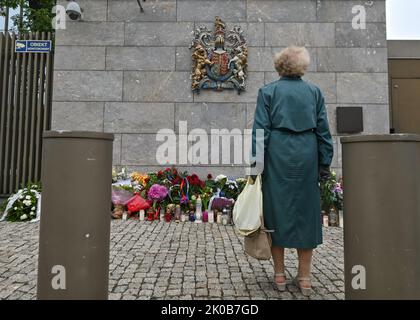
208 210 214 223
160 208 165 222
323 214 329 227
217 213 222 224
139 210 145 221
222 214 228 225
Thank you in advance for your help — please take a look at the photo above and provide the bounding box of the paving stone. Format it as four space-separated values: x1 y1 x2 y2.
0 221 343 300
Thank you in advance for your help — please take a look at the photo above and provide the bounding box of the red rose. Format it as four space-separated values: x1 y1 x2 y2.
172 176 181 185
207 174 213 180
191 174 199 183
165 168 171 172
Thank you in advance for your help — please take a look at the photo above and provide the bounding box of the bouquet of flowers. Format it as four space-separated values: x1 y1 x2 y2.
332 179 343 211
147 184 169 209
112 166 130 183
210 197 234 211
0 183 42 222
320 171 343 211
131 172 148 188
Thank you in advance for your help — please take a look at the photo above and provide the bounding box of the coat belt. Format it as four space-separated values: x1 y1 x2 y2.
273 127 315 134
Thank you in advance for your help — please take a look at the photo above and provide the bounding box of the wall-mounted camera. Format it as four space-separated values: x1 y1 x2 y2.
137 0 146 13
66 0 83 21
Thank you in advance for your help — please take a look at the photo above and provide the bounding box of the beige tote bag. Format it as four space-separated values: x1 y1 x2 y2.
233 175 263 236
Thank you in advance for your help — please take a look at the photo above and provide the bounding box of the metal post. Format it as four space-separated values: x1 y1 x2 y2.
37 131 114 300
341 134 420 299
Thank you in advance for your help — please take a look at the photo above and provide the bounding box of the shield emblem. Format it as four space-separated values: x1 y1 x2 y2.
190 16 248 93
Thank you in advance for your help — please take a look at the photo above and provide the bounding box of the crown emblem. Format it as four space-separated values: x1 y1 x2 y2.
190 16 248 93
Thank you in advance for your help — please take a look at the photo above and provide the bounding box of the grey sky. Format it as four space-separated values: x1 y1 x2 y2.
387 0 420 39
1 1 420 39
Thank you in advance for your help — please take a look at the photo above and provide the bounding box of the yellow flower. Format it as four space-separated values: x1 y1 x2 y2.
131 172 148 186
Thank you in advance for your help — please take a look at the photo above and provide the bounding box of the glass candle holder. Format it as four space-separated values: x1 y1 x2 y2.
207 210 214 223
147 208 155 221
165 213 172 222
216 211 222 224
182 210 188 222
139 210 145 221
222 213 228 225
175 206 181 222
195 210 202 223
189 212 195 222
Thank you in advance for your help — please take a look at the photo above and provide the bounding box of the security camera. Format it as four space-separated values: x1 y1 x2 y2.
66 0 83 21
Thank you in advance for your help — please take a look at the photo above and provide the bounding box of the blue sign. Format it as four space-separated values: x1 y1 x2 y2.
15 40 52 53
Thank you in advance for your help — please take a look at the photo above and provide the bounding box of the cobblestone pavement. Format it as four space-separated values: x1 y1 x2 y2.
0 221 344 300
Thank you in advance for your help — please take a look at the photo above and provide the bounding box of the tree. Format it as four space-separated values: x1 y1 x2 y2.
0 0 55 32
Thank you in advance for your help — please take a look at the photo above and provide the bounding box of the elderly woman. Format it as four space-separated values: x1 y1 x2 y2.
251 46 334 296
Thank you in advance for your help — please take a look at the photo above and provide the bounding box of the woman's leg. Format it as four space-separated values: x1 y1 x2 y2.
297 248 313 288
272 246 285 283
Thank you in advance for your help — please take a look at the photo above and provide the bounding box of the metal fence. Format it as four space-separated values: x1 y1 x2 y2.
0 32 54 197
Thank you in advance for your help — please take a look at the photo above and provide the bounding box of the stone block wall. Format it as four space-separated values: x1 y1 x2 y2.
52 0 390 177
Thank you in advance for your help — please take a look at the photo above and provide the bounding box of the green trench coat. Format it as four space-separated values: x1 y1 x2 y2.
252 76 334 249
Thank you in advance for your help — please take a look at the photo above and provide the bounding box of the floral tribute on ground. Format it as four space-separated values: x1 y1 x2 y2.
111 167 247 225
0 183 42 222
319 171 344 227
0 168 343 228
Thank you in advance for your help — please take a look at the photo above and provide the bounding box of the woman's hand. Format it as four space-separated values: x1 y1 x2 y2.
246 175 257 184
319 166 331 182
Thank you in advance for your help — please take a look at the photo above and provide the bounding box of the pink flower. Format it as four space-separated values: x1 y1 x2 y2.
147 184 168 201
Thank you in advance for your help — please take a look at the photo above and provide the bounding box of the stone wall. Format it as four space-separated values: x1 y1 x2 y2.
52 0 389 177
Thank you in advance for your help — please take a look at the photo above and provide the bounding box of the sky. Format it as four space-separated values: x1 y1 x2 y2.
386 0 420 39
1 1 420 39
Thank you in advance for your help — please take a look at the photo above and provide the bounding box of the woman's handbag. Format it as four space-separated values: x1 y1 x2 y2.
244 217 273 260
235 174 273 260
233 175 263 236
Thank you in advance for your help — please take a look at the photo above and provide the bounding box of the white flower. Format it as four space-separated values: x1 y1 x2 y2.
19 195 24 199
30 212 35 216
215 174 227 182
24 200 31 206
25 195 31 200
20 214 28 220
14 207 18 210
31 207 36 211
191 195 197 201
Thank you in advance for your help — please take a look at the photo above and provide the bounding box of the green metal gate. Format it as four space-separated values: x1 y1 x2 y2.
0 31 54 197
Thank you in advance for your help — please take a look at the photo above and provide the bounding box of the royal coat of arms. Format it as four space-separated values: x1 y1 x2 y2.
190 16 248 93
